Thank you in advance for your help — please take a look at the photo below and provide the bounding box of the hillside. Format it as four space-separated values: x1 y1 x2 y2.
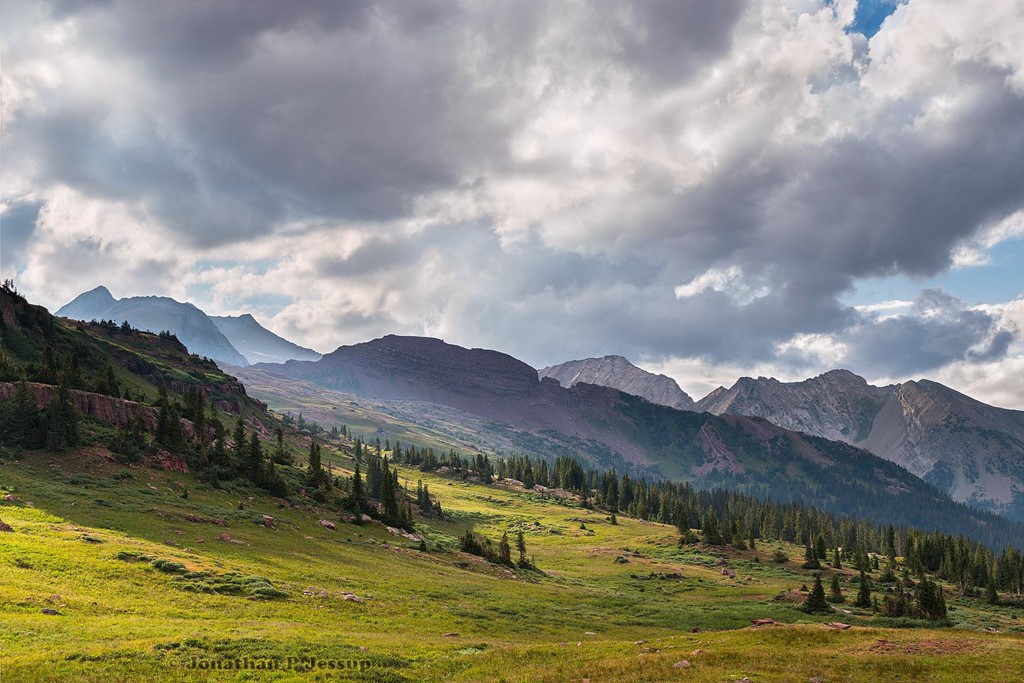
539 355 696 410
253 337 1022 548
2 445 1023 682
57 286 249 367
211 314 322 365
696 371 1024 521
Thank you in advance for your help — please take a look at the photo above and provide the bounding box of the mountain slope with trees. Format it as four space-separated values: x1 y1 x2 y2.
696 370 1024 521
253 335 1023 547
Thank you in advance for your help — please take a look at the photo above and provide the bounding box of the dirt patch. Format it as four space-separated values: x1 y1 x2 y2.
865 638 983 656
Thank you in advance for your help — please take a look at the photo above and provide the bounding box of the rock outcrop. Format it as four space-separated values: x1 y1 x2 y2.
539 355 695 411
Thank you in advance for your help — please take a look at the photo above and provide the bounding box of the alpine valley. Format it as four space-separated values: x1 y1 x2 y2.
2 284 1023 682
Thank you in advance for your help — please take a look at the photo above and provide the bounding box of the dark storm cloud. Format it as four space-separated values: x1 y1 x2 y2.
841 290 1012 376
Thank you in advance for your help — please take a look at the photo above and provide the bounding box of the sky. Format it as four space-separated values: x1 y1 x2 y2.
1 0 1023 408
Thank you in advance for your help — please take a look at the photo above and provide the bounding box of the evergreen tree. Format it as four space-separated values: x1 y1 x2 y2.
829 574 845 603
516 528 528 567
498 531 512 566
307 441 325 489
1 381 41 447
349 460 366 511
380 460 399 521
915 577 947 620
833 547 842 569
231 417 247 459
986 577 999 605
702 510 723 545
855 570 872 608
804 574 831 614
44 383 80 451
803 539 821 569
246 432 264 483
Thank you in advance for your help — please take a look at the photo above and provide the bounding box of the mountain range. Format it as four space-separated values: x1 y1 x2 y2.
52 286 1024 523
251 335 1020 540
56 287 320 367
694 370 1024 519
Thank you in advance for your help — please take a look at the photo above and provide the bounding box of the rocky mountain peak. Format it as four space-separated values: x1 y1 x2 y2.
538 355 695 411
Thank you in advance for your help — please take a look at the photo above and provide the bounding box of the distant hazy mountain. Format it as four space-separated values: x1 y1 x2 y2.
57 286 249 367
539 355 695 410
696 369 1024 519
211 314 321 365
253 335 1020 543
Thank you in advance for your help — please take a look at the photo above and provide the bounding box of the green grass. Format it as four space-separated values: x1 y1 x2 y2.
1 449 1023 682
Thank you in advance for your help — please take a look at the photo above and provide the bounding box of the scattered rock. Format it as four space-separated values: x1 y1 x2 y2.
0 519 13 532
260 515 276 527
217 532 233 542
751 618 779 627
634 640 647 645
690 649 704 656
442 632 459 638
304 535 314 540
341 592 365 603
614 556 629 564
673 660 691 669
318 519 337 531
584 631 597 636
823 622 851 630
385 526 421 542
3 493 19 502
41 608 60 615
360 514 373 524
721 568 736 578
691 627 700 633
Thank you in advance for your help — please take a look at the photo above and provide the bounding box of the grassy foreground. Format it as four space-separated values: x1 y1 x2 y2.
1 448 1023 682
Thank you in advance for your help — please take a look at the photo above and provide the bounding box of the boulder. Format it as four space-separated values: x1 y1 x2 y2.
673 660 691 669
318 519 337 531
0 519 12 532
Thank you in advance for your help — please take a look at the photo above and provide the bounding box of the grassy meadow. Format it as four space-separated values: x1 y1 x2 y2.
1 443 1023 682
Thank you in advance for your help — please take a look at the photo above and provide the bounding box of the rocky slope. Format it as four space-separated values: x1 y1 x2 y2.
539 355 695 410
211 314 321 365
696 370 1024 520
57 287 248 367
253 336 1018 544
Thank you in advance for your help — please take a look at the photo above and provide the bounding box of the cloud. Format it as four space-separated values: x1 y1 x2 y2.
1 0 1022 404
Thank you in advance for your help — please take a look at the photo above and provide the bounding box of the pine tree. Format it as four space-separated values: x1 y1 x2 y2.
498 531 512 566
348 460 366 511
833 548 842 569
804 574 830 614
803 539 821 569
702 510 723 545
516 528 528 567
246 432 264 484
986 577 999 605
231 417 247 459
380 460 399 521
1 381 41 447
829 574 845 603
44 383 80 451
307 441 325 489
855 570 872 608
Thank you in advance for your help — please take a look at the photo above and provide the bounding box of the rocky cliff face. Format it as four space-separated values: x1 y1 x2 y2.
57 288 248 367
539 355 695 411
696 370 1024 519
696 370 891 443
